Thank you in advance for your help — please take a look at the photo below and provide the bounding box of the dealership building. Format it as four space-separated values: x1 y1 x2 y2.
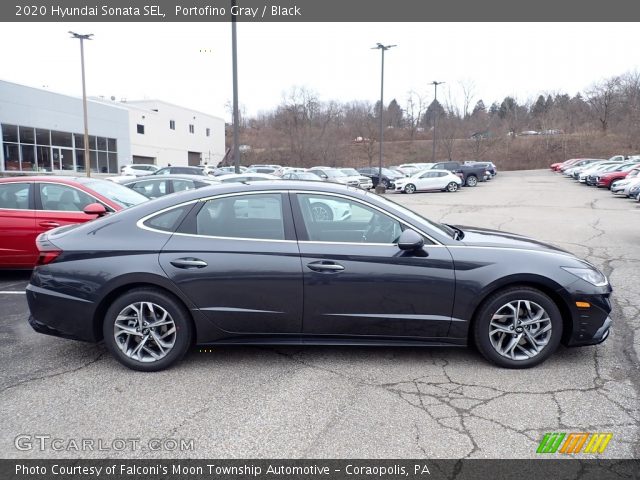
0 80 225 174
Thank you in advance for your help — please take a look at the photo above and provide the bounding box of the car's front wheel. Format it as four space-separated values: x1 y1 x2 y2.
465 175 478 187
103 288 193 371
404 183 416 194
473 287 562 368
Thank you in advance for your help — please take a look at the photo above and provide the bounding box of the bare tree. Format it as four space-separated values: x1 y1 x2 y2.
460 79 476 119
586 76 621 134
405 90 425 141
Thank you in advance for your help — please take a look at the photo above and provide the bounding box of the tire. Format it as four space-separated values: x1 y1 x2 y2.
103 288 193 372
473 287 563 368
446 182 459 192
404 183 416 194
465 175 478 187
310 202 333 221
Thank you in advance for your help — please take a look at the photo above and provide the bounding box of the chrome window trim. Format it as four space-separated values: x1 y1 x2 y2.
136 189 445 247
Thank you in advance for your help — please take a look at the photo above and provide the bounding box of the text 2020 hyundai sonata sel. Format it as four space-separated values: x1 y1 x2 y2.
26 181 612 371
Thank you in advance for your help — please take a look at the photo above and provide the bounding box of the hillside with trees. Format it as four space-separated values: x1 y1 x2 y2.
225 71 640 170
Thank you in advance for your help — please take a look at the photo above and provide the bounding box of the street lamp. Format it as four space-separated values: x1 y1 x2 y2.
430 80 445 163
70 31 93 177
372 43 396 194
231 0 240 173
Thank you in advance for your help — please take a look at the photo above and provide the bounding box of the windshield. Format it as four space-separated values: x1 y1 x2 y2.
83 180 149 208
298 173 321 180
372 193 456 239
340 168 359 176
324 169 345 178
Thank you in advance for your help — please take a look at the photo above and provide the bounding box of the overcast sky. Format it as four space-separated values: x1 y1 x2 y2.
0 22 637 120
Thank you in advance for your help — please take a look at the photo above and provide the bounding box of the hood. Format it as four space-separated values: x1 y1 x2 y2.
457 226 570 254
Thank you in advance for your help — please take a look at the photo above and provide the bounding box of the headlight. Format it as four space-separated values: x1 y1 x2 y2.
562 266 608 287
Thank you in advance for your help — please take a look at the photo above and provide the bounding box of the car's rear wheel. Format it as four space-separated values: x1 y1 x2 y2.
404 183 416 194
103 288 192 371
446 182 459 192
465 175 478 187
473 287 562 368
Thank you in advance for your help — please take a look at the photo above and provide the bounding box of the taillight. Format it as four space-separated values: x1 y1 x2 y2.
37 250 62 265
35 233 62 266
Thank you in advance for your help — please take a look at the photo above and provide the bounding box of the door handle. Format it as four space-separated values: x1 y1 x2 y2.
39 221 60 228
170 258 208 269
306 261 345 273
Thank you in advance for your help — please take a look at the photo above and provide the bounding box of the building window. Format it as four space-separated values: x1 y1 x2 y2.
169 120 176 130
137 124 145 134
206 128 211 137
189 124 194 134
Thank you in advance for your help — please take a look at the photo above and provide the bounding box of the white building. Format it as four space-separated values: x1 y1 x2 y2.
0 80 130 174
94 98 225 168
1 80 226 173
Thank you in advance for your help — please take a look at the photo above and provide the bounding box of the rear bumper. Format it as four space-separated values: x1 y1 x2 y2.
26 284 98 342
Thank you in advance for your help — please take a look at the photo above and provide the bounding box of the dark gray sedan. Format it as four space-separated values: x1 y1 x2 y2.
26 181 612 371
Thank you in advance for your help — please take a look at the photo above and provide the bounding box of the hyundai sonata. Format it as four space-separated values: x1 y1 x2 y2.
26 181 612 371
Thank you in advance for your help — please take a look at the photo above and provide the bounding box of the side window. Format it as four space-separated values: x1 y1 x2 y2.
297 194 403 244
39 184 95 212
130 180 167 199
419 172 431 179
172 180 196 192
196 194 285 240
0 183 30 210
144 205 189 232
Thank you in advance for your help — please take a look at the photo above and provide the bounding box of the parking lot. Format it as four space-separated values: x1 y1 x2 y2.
1 169 638 459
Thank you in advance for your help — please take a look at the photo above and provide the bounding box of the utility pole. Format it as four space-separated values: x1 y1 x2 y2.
430 81 445 163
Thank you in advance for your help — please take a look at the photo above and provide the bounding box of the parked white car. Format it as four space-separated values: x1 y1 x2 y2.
339 168 374 190
120 164 160 176
394 169 462 194
215 173 280 183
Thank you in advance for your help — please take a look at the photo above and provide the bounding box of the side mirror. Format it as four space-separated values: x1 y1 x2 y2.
320 174 328 179
83 203 108 217
397 229 424 251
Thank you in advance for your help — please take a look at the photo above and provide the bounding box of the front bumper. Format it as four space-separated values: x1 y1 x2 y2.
564 291 613 347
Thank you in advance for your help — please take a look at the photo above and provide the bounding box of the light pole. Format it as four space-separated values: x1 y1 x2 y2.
231 0 240 173
70 31 93 177
430 80 445 163
372 43 396 194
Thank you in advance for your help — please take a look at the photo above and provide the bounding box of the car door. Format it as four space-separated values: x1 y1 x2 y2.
158 191 303 336
415 171 438 190
292 192 456 339
35 182 106 235
0 182 37 267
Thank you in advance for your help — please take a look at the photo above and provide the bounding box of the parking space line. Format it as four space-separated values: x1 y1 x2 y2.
0 291 26 294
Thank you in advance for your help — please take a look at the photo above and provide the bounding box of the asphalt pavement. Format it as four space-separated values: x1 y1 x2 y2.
1 170 638 459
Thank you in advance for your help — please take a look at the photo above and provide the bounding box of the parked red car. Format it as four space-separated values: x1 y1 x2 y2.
0 176 147 268
596 164 640 189
550 158 583 172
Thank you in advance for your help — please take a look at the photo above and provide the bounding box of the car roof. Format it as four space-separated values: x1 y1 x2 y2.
121 174 219 184
0 175 112 185
216 173 280 180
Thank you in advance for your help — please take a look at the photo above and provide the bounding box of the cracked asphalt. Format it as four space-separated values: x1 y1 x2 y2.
1 169 638 459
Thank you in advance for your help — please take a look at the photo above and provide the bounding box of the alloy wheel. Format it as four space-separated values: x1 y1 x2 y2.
488 300 552 360
405 184 416 194
114 302 177 363
447 182 458 192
